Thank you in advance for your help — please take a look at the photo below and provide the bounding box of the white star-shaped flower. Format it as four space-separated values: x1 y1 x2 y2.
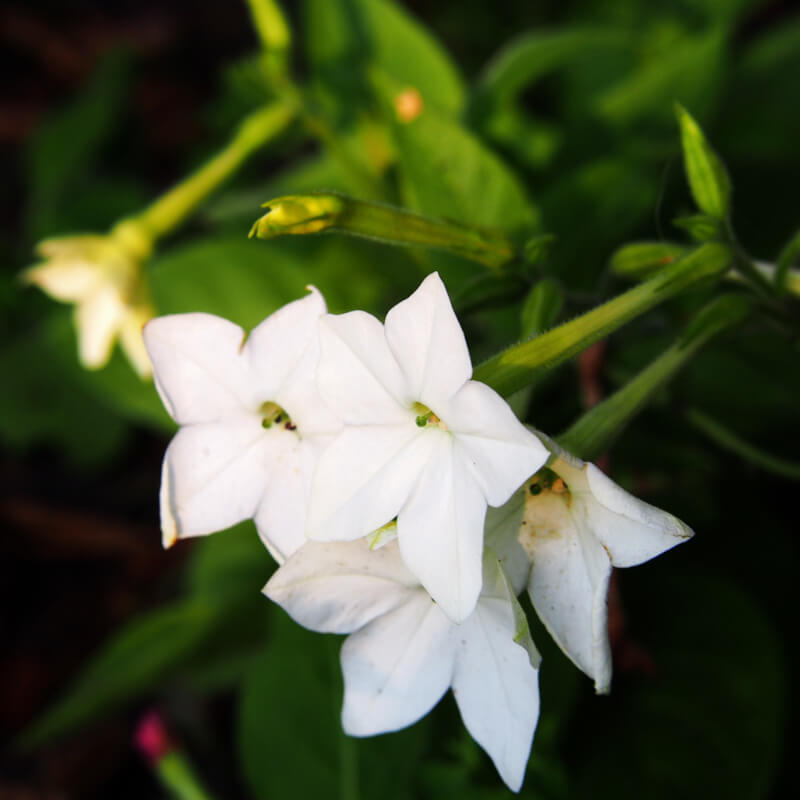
306 272 549 622
519 436 694 693
24 232 153 377
265 537 541 793
143 288 339 561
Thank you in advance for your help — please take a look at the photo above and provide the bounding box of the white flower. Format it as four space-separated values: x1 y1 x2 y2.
519 436 694 693
265 537 541 792
306 272 549 622
24 229 154 377
143 288 339 561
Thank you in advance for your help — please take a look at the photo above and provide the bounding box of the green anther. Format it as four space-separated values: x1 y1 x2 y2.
260 400 290 430
416 411 434 427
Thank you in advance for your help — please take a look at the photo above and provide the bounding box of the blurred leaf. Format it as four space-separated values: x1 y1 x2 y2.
375 72 539 240
26 51 133 239
187 521 274 600
675 102 732 220
474 28 631 112
571 572 784 799
595 30 725 129
18 598 225 750
0 311 129 465
304 0 464 116
672 212 724 242
610 241 688 279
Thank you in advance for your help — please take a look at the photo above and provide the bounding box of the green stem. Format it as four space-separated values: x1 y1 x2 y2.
474 242 733 397
156 752 216 800
686 408 800 480
133 103 294 241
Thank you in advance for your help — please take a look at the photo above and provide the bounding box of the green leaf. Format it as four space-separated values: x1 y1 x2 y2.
474 28 632 113
596 31 725 129
610 242 688 280
571 573 784 799
17 598 224 750
774 227 800 294
304 0 464 116
375 71 539 239
672 213 725 242
675 102 732 220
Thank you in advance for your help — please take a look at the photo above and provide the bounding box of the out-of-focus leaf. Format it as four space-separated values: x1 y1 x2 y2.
17 598 225 750
0 311 129 465
239 610 432 800
304 0 464 116
675 103 732 220
26 51 133 239
187 522 274 599
595 30 725 129
474 28 632 112
521 279 564 339
375 72 539 240
571 573 784 799
610 242 688 279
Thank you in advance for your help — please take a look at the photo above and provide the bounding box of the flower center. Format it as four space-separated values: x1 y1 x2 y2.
260 401 296 431
520 469 573 550
413 402 447 431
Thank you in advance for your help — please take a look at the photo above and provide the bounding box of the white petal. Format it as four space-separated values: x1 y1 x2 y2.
264 539 418 634
26 259 103 302
143 313 253 424
253 437 315 563
453 573 541 792
399 432 486 623
522 493 613 693
159 416 280 544
317 312 410 424
484 490 530 596
340 592 455 735
244 287 327 408
584 463 694 566
75 286 125 368
446 381 549 506
384 272 472 411
306 423 434 542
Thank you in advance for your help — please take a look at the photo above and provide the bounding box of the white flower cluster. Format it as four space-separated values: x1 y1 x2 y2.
144 273 693 792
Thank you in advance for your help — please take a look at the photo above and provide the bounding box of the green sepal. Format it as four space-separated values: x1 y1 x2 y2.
559 293 753 461
675 102 732 220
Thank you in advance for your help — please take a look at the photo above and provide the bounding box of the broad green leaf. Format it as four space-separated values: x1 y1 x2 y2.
571 573 784 799
474 28 632 112
187 521 274 599
376 72 539 240
675 103 732 220
0 311 129 464
238 610 432 800
304 0 464 116
595 31 725 129
18 598 224 750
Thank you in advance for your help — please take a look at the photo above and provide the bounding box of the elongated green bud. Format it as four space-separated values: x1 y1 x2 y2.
474 242 733 397
558 294 753 460
250 193 517 270
675 103 732 220
610 241 688 279
246 0 291 56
